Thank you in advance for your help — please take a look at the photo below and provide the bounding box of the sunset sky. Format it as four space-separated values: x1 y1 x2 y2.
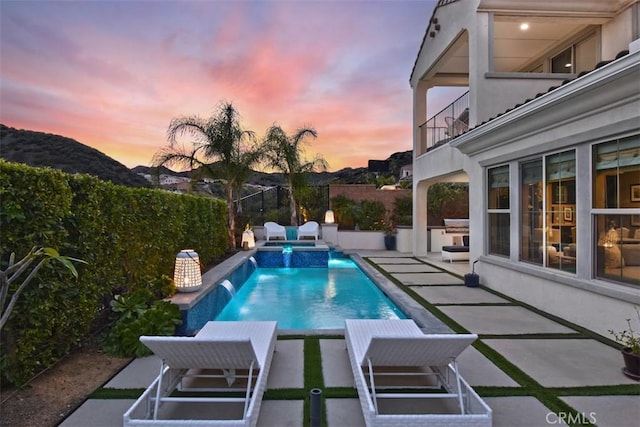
0 0 462 172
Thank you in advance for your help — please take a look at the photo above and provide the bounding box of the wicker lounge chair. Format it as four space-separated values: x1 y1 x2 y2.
264 222 287 241
123 321 277 427
296 221 320 240
345 319 492 427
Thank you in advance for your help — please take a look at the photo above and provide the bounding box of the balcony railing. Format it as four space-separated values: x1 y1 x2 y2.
418 90 469 154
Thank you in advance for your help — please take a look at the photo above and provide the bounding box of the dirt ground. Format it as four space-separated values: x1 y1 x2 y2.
0 345 131 427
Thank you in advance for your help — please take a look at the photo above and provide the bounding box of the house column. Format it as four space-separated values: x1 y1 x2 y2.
413 80 431 156
413 179 429 256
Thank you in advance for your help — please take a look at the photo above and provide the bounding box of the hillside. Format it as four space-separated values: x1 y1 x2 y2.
132 151 412 186
0 125 151 188
0 124 412 188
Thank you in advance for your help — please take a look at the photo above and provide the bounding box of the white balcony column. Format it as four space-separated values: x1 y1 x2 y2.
413 179 429 256
413 80 431 155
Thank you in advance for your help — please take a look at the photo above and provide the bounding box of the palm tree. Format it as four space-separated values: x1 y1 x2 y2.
153 102 261 249
263 125 328 226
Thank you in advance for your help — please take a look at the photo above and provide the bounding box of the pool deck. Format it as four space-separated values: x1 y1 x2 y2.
60 250 640 427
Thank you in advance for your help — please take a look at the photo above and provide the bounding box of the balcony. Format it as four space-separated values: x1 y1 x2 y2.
418 90 469 155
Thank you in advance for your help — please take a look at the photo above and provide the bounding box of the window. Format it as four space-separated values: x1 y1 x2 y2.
520 160 543 264
520 152 576 272
549 33 597 74
551 47 573 73
488 166 510 256
593 137 640 286
545 151 576 272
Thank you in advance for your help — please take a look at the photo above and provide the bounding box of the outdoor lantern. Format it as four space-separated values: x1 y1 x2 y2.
174 249 202 292
324 210 335 224
242 229 256 250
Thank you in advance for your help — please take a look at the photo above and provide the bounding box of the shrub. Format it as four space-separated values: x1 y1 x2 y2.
103 294 182 357
0 160 227 385
393 195 413 226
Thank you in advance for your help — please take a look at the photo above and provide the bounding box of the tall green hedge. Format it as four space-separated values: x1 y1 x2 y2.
0 160 227 385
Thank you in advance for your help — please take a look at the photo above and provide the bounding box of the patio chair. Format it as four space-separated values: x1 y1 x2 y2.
344 319 492 427
123 321 277 427
296 221 320 240
264 221 286 241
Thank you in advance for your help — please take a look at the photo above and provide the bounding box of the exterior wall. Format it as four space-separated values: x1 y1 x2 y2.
601 5 637 59
411 0 640 336
336 231 386 250
329 184 411 215
456 50 640 337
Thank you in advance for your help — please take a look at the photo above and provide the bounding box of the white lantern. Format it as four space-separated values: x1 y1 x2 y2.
324 210 335 224
242 229 256 250
174 249 202 292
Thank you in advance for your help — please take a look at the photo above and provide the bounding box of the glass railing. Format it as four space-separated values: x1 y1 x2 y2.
418 90 469 154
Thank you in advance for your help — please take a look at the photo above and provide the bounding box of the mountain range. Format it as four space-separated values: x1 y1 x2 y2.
0 125 411 187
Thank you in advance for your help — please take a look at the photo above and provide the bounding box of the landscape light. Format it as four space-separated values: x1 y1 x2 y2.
324 210 335 224
174 249 202 292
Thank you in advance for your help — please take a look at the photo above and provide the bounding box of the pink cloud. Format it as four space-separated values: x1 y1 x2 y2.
1 1 436 171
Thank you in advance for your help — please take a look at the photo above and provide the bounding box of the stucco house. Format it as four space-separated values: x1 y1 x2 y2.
410 0 639 337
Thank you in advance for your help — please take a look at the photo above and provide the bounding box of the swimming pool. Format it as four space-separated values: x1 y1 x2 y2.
215 258 407 329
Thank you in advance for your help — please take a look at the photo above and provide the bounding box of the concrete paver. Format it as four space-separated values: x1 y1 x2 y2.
439 305 576 335
320 339 353 388
560 395 640 427
410 285 510 304
326 398 366 427
258 400 303 426
483 396 568 427
484 338 639 387
392 272 465 285
268 339 304 389
458 345 519 387
104 356 159 389
59 399 136 427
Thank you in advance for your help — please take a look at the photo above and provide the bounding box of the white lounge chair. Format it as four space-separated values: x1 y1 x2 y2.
264 221 286 241
345 319 492 427
296 221 320 240
123 321 277 427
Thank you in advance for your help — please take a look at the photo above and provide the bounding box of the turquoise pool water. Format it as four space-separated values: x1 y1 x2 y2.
215 258 406 329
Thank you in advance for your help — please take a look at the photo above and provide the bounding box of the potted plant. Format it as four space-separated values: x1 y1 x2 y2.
382 217 397 251
608 307 640 381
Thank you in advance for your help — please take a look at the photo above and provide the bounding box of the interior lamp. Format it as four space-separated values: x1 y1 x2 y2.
174 249 202 292
324 209 335 224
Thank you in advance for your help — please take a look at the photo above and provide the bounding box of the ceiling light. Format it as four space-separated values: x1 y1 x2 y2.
520 22 529 31
565 63 572 68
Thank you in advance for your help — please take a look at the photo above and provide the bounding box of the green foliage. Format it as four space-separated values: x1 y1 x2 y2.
0 246 85 331
427 183 468 225
264 207 291 225
330 195 360 229
329 195 385 231
358 200 386 231
154 101 260 249
0 160 226 385
393 195 413 226
609 307 640 354
104 295 182 358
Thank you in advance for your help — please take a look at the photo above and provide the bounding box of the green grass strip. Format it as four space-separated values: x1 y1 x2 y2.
303 337 326 427
89 388 144 399
321 387 358 399
264 388 306 400
551 384 640 396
